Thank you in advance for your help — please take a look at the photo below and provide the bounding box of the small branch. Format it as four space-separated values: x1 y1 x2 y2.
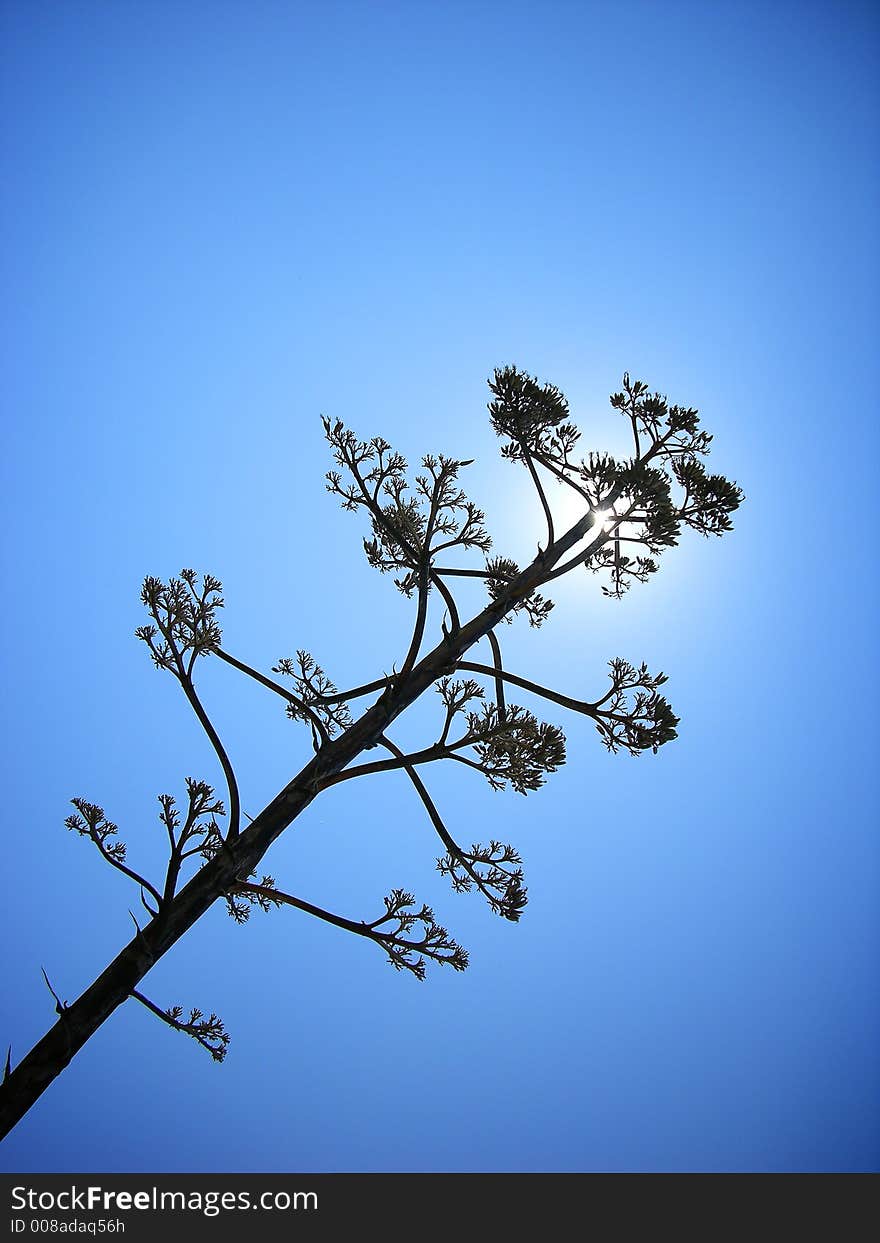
446 752 490 775
486 630 507 723
233 882 370 939
317 710 525 789
341 443 423 566
130 991 229 1062
316 743 444 789
378 737 460 854
432 566 490 579
378 737 504 910
629 414 641 458
437 691 457 749
429 569 461 635
397 454 451 677
521 443 555 550
456 660 599 718
531 450 592 502
214 648 330 746
99 840 165 909
145 596 243 842
233 881 466 978
316 674 393 705
67 803 166 910
399 565 431 679
178 677 242 842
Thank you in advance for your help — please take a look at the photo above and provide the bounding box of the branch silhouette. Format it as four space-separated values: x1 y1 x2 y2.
0 366 742 1138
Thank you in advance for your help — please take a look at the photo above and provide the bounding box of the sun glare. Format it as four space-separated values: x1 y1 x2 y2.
496 475 622 558
551 484 615 540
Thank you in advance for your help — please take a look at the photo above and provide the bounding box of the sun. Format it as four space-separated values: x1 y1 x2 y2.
550 483 615 540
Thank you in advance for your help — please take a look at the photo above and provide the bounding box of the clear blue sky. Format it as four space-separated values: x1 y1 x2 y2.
1 0 877 1173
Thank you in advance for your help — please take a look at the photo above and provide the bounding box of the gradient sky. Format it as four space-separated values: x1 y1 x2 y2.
1 0 877 1173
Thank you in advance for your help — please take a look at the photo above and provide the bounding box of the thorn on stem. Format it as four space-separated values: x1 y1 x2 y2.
41 967 68 1016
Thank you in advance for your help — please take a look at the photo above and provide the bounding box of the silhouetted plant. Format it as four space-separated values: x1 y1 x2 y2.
0 367 742 1138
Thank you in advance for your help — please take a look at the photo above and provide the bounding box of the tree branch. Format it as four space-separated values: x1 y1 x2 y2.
1 369 739 1138
377 738 484 886
429 569 461 635
143 587 242 842
177 678 241 842
130 991 229 1062
379 737 524 918
215 647 330 746
233 881 466 978
399 565 431 679
432 566 490 579
314 674 393 705
455 660 600 718
316 744 444 789
521 443 555 549
486 630 507 723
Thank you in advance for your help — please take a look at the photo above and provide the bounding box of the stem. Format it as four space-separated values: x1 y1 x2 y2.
90 835 164 911
430 570 461 634
179 677 242 843
317 744 444 789
531 450 592 501
233 882 373 939
433 566 489 579
521 444 555 549
455 660 600 718
379 737 490 902
147 605 242 842
214 649 330 746
486 630 506 723
317 675 393 705
129 991 221 1059
234 882 433 962
399 566 430 679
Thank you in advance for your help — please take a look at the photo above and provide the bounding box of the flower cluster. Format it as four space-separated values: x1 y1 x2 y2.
437 840 527 921
272 650 353 738
135 570 223 676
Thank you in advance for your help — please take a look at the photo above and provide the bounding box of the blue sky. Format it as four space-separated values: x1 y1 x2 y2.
1 0 877 1172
